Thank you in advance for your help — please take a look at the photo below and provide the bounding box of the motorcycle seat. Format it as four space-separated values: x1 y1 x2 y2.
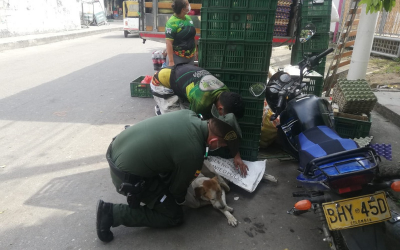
297 126 358 170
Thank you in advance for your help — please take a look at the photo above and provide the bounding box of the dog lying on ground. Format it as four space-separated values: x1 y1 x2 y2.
185 173 238 227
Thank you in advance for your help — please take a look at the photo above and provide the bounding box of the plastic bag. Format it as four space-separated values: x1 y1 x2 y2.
260 102 279 148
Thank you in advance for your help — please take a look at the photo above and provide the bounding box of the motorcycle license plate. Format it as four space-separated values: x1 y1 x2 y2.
322 192 391 230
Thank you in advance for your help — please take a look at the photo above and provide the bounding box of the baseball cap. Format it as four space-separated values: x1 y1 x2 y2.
209 104 242 157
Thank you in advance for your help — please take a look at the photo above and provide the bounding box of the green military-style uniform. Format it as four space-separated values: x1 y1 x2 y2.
109 110 208 228
152 64 229 119
165 14 196 59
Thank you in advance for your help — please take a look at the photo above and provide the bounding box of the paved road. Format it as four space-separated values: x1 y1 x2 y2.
0 31 398 250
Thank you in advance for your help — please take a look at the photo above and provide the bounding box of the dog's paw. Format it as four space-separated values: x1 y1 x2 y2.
227 215 238 227
226 206 234 212
220 181 230 192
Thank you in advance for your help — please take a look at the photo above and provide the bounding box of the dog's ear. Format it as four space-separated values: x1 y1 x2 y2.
212 176 219 183
194 186 205 199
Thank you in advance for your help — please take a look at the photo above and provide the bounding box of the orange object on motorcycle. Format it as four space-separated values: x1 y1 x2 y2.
294 200 312 211
391 181 400 192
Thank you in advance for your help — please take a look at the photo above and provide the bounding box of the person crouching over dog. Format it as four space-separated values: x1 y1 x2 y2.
96 106 242 242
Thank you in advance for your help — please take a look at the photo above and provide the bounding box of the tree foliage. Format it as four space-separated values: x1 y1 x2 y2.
359 0 396 14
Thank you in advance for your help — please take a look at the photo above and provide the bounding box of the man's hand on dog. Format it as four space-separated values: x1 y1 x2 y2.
234 153 248 177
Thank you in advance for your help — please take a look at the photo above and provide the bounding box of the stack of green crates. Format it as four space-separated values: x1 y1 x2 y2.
291 0 332 76
199 0 278 161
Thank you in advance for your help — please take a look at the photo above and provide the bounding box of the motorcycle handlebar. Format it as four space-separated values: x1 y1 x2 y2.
270 94 285 121
306 48 334 68
276 94 285 109
317 48 334 60
315 48 334 62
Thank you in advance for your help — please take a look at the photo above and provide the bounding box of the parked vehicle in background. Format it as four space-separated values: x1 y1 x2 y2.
123 0 140 37
137 0 296 45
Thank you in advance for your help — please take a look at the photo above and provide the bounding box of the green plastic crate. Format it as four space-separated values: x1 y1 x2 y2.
200 8 276 42
302 0 332 8
313 63 326 77
211 146 259 161
199 40 272 72
301 16 331 33
130 76 152 98
301 0 332 17
240 123 262 140
239 146 259 161
208 70 267 100
202 0 278 9
240 139 261 149
302 75 324 96
239 123 261 161
239 121 261 150
240 123 262 148
295 33 330 52
239 99 264 125
334 113 372 139
209 123 261 161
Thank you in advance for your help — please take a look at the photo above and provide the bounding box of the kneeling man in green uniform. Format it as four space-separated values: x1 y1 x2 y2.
96 106 242 242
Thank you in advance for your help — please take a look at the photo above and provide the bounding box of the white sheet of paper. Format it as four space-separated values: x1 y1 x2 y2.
207 156 266 193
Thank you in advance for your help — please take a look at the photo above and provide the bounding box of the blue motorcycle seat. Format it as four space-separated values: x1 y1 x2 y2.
297 126 358 170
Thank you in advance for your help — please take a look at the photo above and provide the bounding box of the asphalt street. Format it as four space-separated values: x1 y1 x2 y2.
0 31 399 250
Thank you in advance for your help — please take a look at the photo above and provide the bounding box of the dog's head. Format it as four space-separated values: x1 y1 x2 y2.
194 176 226 210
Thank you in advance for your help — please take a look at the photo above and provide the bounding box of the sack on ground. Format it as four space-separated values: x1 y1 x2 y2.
260 103 278 148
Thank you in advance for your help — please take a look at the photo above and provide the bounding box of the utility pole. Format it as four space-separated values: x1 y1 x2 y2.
347 4 379 80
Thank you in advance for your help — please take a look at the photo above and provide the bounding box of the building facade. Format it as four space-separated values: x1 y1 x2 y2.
0 0 106 38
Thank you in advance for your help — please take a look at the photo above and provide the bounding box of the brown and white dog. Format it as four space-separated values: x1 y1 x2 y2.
185 173 238 227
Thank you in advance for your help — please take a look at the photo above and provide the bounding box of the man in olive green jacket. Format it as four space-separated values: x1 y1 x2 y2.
97 106 242 242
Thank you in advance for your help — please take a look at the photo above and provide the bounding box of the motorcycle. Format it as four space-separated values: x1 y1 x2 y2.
251 25 400 250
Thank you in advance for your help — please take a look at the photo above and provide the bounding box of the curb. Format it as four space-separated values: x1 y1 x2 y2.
0 26 122 52
374 101 400 128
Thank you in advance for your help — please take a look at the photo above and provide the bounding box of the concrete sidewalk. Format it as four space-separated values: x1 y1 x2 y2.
0 21 122 52
270 46 400 128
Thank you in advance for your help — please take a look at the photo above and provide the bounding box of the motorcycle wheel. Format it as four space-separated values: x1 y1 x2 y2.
331 231 349 250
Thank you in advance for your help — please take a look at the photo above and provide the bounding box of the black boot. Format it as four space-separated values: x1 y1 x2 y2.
96 200 114 242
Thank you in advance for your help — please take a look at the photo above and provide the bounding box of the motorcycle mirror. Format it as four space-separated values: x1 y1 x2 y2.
249 82 267 97
299 23 316 43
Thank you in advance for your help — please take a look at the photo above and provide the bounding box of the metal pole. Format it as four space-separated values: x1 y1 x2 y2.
397 44 400 58
378 11 388 36
334 0 344 43
153 0 158 32
347 4 379 80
